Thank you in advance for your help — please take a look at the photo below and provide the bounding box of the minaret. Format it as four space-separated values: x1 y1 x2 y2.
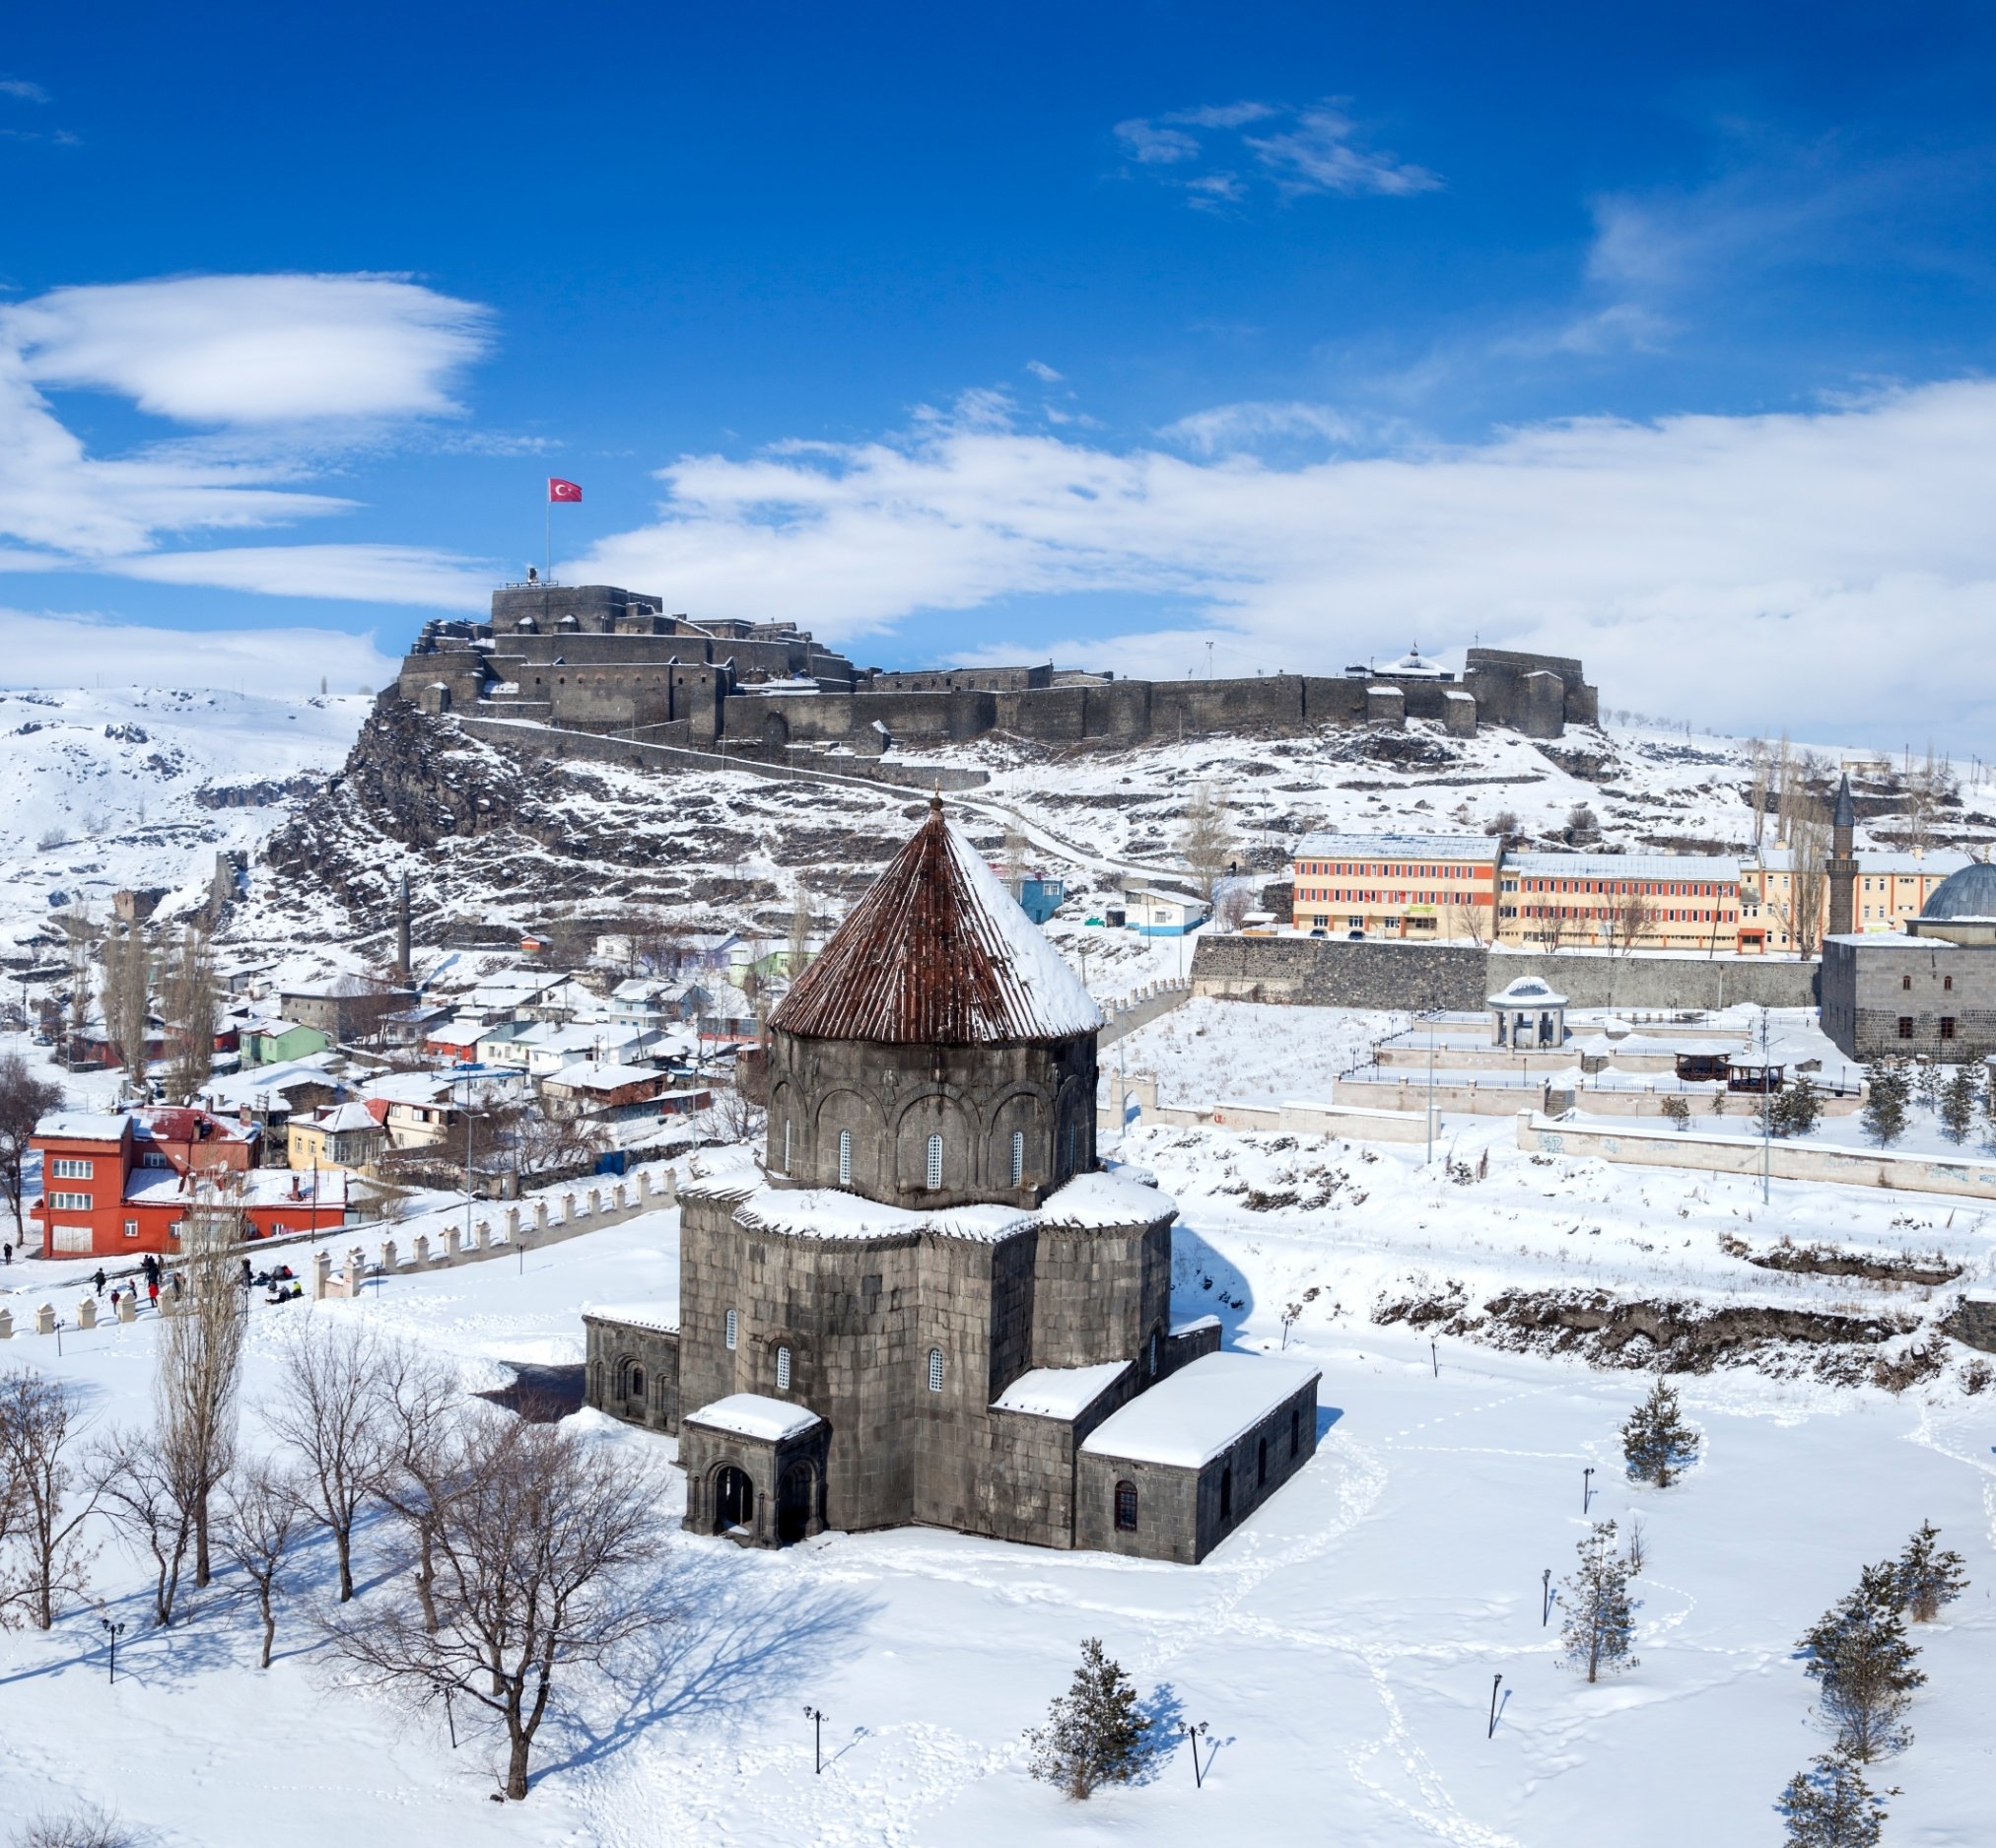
396 871 412 983
1825 772 1858 940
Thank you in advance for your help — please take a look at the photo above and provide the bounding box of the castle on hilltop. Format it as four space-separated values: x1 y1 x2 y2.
396 582 1599 752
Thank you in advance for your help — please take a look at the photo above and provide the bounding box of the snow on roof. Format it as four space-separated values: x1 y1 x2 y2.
200 1058 338 1107
683 1394 822 1442
36 1111 130 1142
305 1102 382 1133
730 1184 1035 1246
1490 976 1567 1006
1295 831 1499 861
770 799 1103 1046
1035 1170 1178 1230
1508 853 1740 881
359 1071 457 1106
546 1061 664 1091
1079 1351 1320 1470
992 1361 1130 1420
1170 1313 1221 1337
585 1301 681 1335
1758 847 1970 876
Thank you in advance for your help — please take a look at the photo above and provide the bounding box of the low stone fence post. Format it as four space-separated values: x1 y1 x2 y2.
445 1226 462 1263
35 1304 55 1336
535 1199 550 1232
380 1239 398 1274
76 1297 97 1332
0 1307 11 1339
586 1187 601 1216
344 1250 367 1299
506 1206 521 1241
311 1250 332 1301
412 1234 431 1267
562 1193 577 1223
117 1292 137 1324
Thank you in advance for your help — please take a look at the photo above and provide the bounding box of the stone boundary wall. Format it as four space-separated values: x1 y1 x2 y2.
1515 1112 1996 1200
1191 936 1824 1013
453 716 989 794
1099 981 1193 1048
1098 1074 1429 1144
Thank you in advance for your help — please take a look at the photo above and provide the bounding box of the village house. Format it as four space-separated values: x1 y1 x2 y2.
1117 879 1210 936
31 1106 347 1258
285 1100 390 1173
541 1061 670 1112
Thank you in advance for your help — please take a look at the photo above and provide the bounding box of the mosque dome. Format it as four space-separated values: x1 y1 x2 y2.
1921 861 1996 922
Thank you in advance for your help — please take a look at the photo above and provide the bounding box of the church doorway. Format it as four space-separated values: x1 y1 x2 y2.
777 1464 815 1544
715 1466 755 1535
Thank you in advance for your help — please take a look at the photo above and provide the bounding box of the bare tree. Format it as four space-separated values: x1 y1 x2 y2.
0 1369 97 1629
787 882 814 980
62 912 95 1068
322 1414 666 1800
1611 890 1656 956
155 1228 245 1587
1444 898 1490 946
1901 747 1958 852
100 920 152 1095
1177 783 1235 906
1213 881 1254 932
91 1424 195 1627
10 1802 131 1847
218 1458 307 1669
0 1054 63 1243
1775 800 1830 959
159 922 218 1104
263 1322 391 1603
368 1343 463 1637
1748 738 1771 850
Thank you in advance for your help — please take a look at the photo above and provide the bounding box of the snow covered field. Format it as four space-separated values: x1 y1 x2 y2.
2 1115 1994 1845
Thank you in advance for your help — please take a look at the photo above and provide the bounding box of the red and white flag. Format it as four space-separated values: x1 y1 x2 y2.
547 477 583 504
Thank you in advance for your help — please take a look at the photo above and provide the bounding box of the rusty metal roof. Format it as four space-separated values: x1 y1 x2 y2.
769 797 1103 1046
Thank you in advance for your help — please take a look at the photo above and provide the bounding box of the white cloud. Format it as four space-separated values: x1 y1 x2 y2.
1161 400 1359 453
0 605 399 697
575 378 1996 748
1025 359 1065 382
0 77 49 102
0 273 497 611
1117 97 1439 209
103 544 491 610
8 274 490 425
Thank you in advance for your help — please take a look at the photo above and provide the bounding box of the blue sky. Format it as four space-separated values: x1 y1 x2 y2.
5 2 1996 745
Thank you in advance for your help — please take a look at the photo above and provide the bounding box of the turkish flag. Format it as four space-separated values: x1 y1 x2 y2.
547 478 583 504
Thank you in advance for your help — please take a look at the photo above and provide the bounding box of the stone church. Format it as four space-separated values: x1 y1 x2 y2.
585 797 1319 1563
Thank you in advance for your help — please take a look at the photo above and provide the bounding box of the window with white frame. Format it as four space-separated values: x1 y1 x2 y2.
927 1346 944 1392
724 1308 738 1350
1009 1129 1024 1187
838 1128 852 1185
776 1344 792 1390
49 1158 93 1180
123 1220 138 1238
47 1191 91 1212
925 1132 942 1190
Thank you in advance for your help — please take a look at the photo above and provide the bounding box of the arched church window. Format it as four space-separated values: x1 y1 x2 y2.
838 1128 853 1185
629 1364 646 1401
928 1346 944 1392
1010 1129 1024 1187
724 1309 738 1350
1115 1480 1138 1532
925 1132 943 1190
776 1344 792 1390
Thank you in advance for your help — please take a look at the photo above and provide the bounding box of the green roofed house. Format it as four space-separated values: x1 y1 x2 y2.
242 1018 334 1067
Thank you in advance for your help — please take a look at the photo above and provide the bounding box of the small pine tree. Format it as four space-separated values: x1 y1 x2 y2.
1778 1752 1887 1848
1620 1378 1700 1486
1939 1065 1977 1145
1660 1094 1690 1131
1027 1638 1147 1800
1912 1054 1943 1113
1560 1520 1637 1683
1710 1087 1729 1117
1777 1074 1823 1139
1893 1520 1968 1621
1860 1063 1908 1149
1799 1564 1925 1761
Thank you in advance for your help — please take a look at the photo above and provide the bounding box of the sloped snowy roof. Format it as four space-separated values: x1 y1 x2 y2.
1035 1170 1179 1229
683 1394 822 1442
992 1361 1130 1420
1490 976 1567 1006
769 798 1102 1046
36 1112 130 1142
1079 1351 1320 1469
585 1301 681 1335
1295 830 1499 861
1508 853 1739 881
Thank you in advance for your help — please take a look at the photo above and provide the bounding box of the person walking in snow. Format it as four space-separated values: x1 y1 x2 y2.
92 1267 105 1297
142 1253 159 1288
171 1270 183 1301
146 1277 159 1310
3 1242 12 1265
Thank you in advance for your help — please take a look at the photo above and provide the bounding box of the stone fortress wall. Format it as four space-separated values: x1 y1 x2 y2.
396 583 1600 751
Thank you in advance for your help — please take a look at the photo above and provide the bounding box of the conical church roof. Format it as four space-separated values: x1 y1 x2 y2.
769 798 1104 1046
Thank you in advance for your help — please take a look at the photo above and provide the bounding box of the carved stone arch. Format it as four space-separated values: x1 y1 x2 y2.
813 1086 885 1193
768 1080 800 1174
1053 1074 1092 1183
893 1087 976 1198
761 710 791 751
985 1082 1053 1195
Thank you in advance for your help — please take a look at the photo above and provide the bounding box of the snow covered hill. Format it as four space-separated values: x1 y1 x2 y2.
0 687 370 958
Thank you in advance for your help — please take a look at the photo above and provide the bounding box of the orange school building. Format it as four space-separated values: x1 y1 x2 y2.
1290 833 1501 940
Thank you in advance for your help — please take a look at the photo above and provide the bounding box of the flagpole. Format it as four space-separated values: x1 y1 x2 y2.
544 490 551 586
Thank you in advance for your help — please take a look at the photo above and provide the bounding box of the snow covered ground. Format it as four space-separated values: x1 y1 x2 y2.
2 1115 1994 1845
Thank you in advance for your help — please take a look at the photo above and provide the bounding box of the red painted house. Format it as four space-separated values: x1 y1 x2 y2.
31 1106 349 1259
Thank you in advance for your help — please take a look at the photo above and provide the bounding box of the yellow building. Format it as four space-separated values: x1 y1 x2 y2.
1740 849 1969 954
1290 833 1501 940
285 1100 387 1173
1496 854 1744 951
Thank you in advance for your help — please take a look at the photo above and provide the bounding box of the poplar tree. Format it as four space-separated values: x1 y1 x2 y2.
1560 1521 1637 1683
1027 1637 1148 1799
1620 1378 1700 1487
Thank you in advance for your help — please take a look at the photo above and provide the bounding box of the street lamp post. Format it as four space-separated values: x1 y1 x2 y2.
102 1616 125 1683
803 1705 828 1775
1182 1719 1210 1788
1582 1466 1595 1513
1541 1568 1552 1626
1487 1674 1503 1739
